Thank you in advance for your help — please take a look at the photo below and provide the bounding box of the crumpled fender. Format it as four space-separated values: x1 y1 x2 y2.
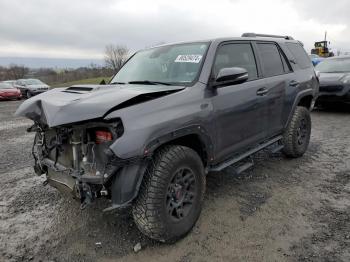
105 83 215 160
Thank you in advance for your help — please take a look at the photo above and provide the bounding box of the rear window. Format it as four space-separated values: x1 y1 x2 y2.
257 43 285 77
286 43 312 69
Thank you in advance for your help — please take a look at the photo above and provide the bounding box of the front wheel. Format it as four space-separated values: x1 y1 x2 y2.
282 106 311 158
132 145 205 242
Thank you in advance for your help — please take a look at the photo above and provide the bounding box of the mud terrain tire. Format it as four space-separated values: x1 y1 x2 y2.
132 145 205 242
282 106 311 158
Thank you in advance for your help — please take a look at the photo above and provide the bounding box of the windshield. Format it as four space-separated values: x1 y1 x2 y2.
24 79 44 85
0 83 14 89
316 58 350 73
110 42 209 85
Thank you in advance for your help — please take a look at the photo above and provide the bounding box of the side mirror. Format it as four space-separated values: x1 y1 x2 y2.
213 67 248 87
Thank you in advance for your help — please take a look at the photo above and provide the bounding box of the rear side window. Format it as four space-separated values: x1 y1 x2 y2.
286 43 312 69
257 43 285 77
213 43 258 81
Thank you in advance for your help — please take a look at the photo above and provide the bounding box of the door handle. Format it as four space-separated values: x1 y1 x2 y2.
256 87 268 96
289 80 299 87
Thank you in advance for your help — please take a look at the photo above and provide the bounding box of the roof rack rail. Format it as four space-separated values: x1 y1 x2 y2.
242 33 294 40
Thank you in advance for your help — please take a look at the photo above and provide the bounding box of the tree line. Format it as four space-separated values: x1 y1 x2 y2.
0 44 130 85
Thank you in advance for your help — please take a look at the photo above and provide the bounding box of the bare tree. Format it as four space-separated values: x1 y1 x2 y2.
104 45 129 73
7 64 29 79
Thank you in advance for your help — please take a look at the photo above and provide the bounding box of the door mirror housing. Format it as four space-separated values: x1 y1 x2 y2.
213 67 249 88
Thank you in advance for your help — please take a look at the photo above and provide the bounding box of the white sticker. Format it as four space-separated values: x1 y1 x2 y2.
175 54 202 63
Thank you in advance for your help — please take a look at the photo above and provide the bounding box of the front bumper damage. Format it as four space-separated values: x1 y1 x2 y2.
29 122 149 211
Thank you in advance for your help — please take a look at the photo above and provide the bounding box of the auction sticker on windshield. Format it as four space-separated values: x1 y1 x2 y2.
175 55 202 63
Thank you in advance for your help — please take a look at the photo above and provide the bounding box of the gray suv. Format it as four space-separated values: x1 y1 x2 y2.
16 33 318 242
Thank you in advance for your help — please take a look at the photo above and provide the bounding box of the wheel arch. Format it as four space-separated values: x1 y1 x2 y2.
298 95 314 110
285 89 314 129
145 127 214 168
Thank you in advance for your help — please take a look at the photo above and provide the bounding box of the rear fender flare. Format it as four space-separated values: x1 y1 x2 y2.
285 89 314 129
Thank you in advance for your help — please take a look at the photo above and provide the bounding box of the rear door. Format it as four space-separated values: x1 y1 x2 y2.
211 42 267 162
283 42 316 120
255 42 295 137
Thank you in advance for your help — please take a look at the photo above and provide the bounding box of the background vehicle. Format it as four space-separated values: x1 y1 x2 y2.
16 33 318 243
309 54 324 66
316 56 350 106
2 80 16 87
0 82 22 100
311 32 334 58
14 79 50 98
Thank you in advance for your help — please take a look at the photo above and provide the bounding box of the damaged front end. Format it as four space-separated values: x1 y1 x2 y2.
29 119 148 210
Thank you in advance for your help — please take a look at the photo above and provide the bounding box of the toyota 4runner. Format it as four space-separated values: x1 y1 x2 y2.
16 33 319 242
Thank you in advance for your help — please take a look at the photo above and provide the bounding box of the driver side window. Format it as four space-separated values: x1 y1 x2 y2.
213 43 258 81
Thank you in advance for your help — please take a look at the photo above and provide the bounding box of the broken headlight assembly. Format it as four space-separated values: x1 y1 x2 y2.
29 118 124 208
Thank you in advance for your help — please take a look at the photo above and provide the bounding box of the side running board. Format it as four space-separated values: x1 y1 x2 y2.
210 135 283 172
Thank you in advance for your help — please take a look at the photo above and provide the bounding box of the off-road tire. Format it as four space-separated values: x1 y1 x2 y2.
132 145 205 242
282 106 311 158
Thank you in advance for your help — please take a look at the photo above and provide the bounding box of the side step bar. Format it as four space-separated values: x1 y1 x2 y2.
235 160 254 175
270 144 284 154
210 135 283 172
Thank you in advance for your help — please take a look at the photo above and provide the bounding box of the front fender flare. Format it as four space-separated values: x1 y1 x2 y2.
144 125 214 162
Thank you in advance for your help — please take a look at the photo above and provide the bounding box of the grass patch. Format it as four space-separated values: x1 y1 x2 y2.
51 76 112 88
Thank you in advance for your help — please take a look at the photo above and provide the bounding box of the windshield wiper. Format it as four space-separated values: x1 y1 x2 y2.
128 80 172 86
110 82 126 85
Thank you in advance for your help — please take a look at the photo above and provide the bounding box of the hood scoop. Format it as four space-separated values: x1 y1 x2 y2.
63 86 95 94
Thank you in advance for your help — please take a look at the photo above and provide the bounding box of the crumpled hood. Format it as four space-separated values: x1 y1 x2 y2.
15 84 184 127
319 72 348 86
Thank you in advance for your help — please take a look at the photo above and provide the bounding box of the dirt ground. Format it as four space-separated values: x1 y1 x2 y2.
0 100 349 262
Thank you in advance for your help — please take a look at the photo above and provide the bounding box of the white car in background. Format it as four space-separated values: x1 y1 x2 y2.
15 79 50 98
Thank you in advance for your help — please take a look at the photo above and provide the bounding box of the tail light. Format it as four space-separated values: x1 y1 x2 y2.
95 130 113 144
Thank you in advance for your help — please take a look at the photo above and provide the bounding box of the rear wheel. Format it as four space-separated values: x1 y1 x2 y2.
132 145 205 242
26 91 32 98
282 106 311 158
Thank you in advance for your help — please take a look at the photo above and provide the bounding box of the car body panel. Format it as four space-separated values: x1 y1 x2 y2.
16 84 185 128
0 87 22 100
318 72 350 97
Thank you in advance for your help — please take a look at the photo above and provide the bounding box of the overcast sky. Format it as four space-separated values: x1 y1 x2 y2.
0 0 349 59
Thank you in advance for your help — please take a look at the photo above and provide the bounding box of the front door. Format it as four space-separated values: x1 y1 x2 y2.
210 42 266 162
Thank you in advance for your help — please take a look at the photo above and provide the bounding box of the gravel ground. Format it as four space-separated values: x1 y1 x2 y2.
0 100 349 262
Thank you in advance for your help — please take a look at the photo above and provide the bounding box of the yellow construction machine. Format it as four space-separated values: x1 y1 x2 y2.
311 32 334 57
